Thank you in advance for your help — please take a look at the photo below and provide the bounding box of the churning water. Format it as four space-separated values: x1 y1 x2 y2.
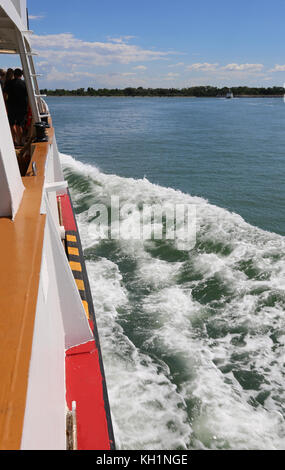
48 97 285 450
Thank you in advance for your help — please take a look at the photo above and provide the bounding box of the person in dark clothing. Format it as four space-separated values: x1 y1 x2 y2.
4 68 28 146
3 68 14 102
0 69 6 90
4 68 13 85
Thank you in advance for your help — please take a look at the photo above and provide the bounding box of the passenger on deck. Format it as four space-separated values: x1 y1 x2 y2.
4 68 14 87
4 68 28 147
0 69 6 90
3 68 14 103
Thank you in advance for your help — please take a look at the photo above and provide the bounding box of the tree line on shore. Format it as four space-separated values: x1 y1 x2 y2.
40 85 285 97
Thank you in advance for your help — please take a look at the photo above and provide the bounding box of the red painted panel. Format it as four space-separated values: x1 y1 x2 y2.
66 341 111 450
88 319 94 332
59 194 77 231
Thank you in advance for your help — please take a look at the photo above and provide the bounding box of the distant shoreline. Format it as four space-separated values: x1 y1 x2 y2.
232 95 283 98
41 86 284 99
44 94 284 98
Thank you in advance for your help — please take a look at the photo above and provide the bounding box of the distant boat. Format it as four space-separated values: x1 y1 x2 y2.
226 91 234 99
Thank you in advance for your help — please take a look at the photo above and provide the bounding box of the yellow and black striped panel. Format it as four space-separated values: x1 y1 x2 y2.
65 231 90 321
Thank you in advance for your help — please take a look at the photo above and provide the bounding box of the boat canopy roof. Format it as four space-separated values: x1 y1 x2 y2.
0 0 42 126
0 0 29 54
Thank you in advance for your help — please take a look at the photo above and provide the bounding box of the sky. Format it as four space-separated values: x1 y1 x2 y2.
4 0 285 89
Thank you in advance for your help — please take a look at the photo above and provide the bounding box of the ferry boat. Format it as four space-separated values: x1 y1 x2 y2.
226 90 234 99
0 0 115 450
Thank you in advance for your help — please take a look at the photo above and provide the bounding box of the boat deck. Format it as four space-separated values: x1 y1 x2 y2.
0 131 51 449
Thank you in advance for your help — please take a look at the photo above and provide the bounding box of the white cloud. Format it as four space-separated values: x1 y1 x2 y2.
222 63 264 72
30 32 274 88
44 67 139 84
168 62 185 68
48 68 150 88
163 72 180 80
29 14 45 20
185 62 264 75
107 36 136 44
186 62 219 71
269 64 285 72
133 65 147 70
31 33 174 67
45 67 96 83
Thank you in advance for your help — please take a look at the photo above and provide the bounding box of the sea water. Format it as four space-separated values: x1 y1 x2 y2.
47 96 285 450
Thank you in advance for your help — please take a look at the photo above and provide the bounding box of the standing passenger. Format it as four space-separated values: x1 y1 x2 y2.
0 69 6 90
4 68 28 147
3 68 14 103
4 68 14 87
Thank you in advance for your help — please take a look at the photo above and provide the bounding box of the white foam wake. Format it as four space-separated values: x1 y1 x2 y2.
61 153 285 450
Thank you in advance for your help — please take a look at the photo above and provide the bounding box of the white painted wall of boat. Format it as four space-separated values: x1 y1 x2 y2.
0 88 24 218
44 135 63 230
44 193 94 351
21 213 66 450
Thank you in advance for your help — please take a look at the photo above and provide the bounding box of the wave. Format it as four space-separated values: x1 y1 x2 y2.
61 152 285 450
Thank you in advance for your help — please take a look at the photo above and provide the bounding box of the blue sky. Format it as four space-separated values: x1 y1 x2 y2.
7 0 285 88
